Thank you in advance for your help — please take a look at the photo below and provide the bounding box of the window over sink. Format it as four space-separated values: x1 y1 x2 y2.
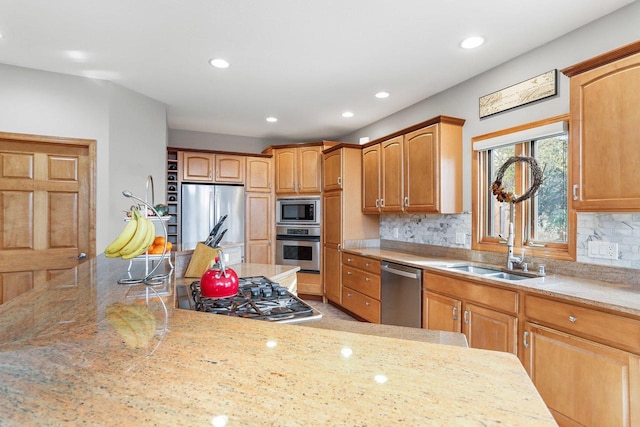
472 114 575 261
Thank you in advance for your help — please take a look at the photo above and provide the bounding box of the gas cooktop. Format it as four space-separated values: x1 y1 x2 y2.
180 276 322 324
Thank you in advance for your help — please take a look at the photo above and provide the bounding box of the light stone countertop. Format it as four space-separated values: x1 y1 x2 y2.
0 255 556 426
344 247 640 317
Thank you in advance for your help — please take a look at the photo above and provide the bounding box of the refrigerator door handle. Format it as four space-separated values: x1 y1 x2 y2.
209 190 216 232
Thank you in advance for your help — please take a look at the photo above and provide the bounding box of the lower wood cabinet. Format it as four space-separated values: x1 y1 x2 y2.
522 293 640 426
341 253 381 323
245 192 273 264
423 272 518 355
341 287 380 324
297 272 322 296
522 322 640 427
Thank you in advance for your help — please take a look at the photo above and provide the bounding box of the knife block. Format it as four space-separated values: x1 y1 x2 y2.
184 243 220 278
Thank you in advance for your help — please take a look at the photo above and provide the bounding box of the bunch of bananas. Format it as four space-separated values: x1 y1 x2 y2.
105 208 156 259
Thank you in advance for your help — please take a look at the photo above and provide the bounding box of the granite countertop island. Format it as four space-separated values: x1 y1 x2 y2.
0 256 556 426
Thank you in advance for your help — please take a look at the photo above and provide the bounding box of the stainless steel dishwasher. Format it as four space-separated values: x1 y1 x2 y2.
380 261 422 328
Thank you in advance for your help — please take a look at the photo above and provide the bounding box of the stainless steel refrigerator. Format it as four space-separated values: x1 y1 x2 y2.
180 183 245 258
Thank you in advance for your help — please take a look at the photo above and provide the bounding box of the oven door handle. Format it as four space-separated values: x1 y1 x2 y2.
275 235 320 242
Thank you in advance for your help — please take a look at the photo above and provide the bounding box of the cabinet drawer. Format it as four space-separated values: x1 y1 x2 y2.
525 294 640 353
424 272 518 315
342 253 380 274
342 266 380 299
342 286 380 323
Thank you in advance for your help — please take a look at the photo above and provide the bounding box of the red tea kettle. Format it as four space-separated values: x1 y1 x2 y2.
200 251 239 299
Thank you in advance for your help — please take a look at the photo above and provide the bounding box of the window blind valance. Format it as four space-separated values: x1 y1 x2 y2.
473 120 568 151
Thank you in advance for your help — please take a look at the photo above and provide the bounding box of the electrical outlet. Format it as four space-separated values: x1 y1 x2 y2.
393 228 399 238
587 241 618 260
455 232 466 245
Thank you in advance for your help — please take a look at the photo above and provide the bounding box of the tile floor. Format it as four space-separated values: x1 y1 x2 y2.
302 299 358 321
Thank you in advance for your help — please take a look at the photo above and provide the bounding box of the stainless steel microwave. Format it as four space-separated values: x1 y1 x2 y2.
276 197 321 226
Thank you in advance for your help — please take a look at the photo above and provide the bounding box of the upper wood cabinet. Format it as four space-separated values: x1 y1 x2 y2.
214 154 245 183
362 116 464 214
274 146 322 195
322 149 343 192
181 152 214 182
562 42 640 211
362 144 381 213
181 152 245 184
380 136 404 213
245 156 272 192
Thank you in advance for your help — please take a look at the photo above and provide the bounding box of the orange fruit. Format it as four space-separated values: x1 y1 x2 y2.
154 236 166 246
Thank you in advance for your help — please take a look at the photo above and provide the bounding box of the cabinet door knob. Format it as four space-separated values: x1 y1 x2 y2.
523 331 530 348
365 301 370 306
463 310 469 324
569 315 577 323
404 196 409 207
346 271 352 275
347 293 352 297
452 306 458 320
365 262 370 267
375 199 379 208
337 176 342 186
572 184 579 201
347 257 353 262
365 277 370 282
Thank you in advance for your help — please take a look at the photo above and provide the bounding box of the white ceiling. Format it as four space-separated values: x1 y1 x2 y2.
0 0 635 142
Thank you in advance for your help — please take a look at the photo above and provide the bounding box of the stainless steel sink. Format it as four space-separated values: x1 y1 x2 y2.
448 265 502 275
445 264 532 281
484 272 530 281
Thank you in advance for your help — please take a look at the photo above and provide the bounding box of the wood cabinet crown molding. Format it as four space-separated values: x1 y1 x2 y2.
561 39 640 77
261 140 341 155
361 115 465 148
168 146 272 158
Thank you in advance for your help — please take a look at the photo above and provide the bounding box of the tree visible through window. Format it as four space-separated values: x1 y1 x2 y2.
473 116 574 261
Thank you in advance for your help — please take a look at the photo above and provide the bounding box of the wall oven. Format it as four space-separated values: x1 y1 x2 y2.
276 197 320 226
275 225 320 273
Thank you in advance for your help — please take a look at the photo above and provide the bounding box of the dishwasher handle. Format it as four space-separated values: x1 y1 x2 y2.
380 262 421 279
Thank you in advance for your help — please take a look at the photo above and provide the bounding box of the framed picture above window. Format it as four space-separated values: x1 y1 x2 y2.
471 114 576 261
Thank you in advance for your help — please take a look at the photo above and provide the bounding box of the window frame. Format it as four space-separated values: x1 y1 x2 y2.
472 114 576 261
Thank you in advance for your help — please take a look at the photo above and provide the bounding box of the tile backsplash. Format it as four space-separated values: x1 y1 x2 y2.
380 212 640 270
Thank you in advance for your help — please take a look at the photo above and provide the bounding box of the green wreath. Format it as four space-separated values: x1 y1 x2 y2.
491 156 543 204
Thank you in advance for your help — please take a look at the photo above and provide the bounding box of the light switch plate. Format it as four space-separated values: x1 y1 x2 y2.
587 241 618 260
456 232 466 245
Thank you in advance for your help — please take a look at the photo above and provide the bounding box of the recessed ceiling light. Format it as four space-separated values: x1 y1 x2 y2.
209 58 230 69
342 111 354 118
460 36 485 49
266 117 278 123
375 91 390 99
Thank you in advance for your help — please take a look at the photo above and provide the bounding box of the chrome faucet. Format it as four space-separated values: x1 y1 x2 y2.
501 221 527 271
